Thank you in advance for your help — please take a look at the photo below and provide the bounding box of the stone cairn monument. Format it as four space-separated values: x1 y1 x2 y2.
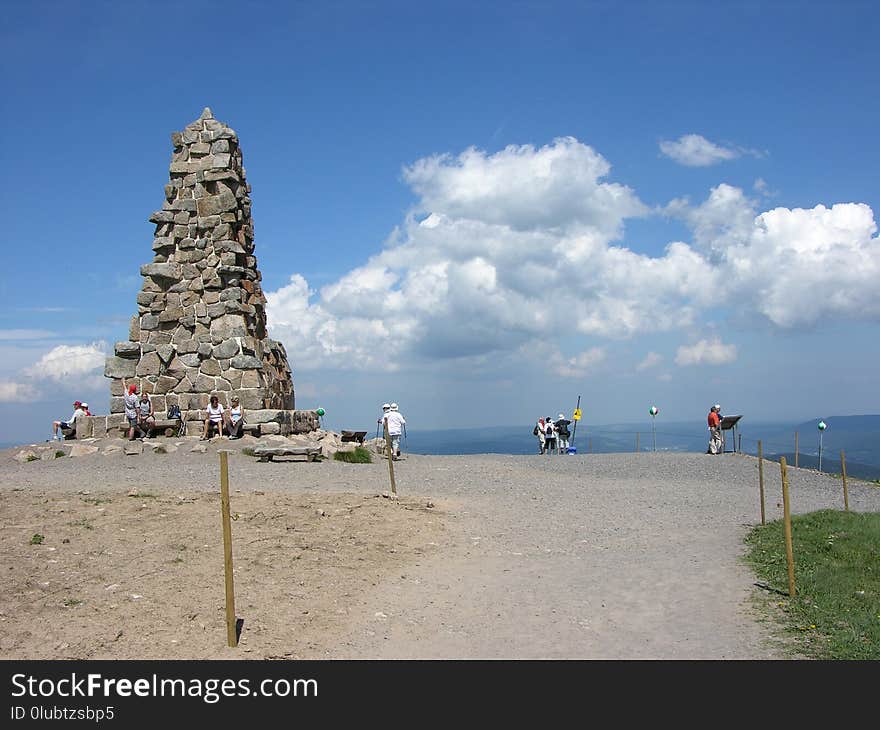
91 108 317 438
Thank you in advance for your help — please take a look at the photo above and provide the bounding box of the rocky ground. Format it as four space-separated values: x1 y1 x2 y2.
2 434 879 659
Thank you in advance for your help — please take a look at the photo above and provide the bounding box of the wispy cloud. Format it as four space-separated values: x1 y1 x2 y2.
659 134 760 167
0 329 57 340
636 352 663 371
675 337 737 366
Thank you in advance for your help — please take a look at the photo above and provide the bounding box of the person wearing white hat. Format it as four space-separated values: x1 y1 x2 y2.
707 405 722 455
383 403 406 460
554 413 572 454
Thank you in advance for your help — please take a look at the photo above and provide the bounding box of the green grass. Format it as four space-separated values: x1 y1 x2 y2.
55 450 65 458
744 509 880 659
333 446 373 464
29 533 44 545
241 447 256 457
25 454 39 462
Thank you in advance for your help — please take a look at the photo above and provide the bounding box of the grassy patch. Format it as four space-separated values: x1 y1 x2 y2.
333 446 373 464
68 518 94 530
82 497 111 505
744 509 880 659
29 533 44 545
241 447 256 457
62 598 83 607
25 454 39 462
55 450 65 458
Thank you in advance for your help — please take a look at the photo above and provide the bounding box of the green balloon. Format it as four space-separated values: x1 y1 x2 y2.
316 408 325 416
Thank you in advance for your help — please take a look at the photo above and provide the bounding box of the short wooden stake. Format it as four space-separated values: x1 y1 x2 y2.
841 450 849 512
780 457 796 597
757 440 766 525
219 451 237 647
794 431 799 468
383 421 397 496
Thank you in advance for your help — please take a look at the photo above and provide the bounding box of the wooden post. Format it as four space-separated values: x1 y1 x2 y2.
219 451 237 647
588 437 592 454
841 450 849 512
738 433 742 453
794 431 798 468
757 440 766 525
635 432 640 452
383 420 397 496
780 457 796 598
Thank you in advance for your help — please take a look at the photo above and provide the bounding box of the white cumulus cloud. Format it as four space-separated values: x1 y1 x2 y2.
22 342 108 385
675 337 737 366
265 137 879 375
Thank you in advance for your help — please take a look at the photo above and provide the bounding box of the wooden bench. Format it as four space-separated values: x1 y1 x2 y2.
340 430 368 444
252 446 322 463
118 418 185 438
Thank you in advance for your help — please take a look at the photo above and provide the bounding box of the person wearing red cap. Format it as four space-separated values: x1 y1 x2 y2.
52 400 86 440
121 378 140 440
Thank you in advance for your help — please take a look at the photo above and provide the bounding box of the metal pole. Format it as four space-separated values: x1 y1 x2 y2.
219 451 237 647
794 431 799 468
841 450 849 511
780 457 796 598
652 417 656 452
818 432 823 472
635 432 640 453
570 395 581 446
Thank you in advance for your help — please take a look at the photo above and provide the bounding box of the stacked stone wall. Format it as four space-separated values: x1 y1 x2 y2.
105 108 297 416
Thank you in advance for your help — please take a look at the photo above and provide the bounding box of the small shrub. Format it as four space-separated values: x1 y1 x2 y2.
25 454 39 462
55 450 65 459
29 534 44 545
333 446 373 464
62 598 83 607
241 447 256 457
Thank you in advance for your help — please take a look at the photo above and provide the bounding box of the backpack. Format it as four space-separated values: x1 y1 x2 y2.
532 425 539 436
167 404 181 420
545 423 554 437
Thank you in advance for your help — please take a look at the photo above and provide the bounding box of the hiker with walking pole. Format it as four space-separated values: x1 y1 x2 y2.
376 403 390 451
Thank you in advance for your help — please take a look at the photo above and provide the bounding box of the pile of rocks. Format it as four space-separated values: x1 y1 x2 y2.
103 108 297 426
104 109 294 420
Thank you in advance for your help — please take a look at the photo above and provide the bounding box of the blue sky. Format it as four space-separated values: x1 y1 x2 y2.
1 0 878 443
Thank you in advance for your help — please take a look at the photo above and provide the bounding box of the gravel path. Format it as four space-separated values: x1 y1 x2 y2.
5 441 879 659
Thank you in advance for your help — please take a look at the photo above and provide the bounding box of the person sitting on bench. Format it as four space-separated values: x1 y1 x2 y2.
52 400 86 440
136 392 155 438
226 395 245 439
202 394 225 439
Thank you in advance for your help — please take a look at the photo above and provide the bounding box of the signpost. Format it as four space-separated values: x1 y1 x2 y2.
649 406 659 451
818 420 827 472
570 395 582 449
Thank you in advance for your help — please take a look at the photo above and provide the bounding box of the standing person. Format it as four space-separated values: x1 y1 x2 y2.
555 413 571 454
202 394 225 440
121 378 139 441
383 402 406 460
543 416 557 456
226 396 245 439
377 403 390 434
81 402 91 416
533 416 546 454
136 391 155 438
52 400 86 440
707 404 722 455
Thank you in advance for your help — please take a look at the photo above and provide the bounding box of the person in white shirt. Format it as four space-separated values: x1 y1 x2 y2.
52 400 86 440
202 394 225 439
382 403 407 460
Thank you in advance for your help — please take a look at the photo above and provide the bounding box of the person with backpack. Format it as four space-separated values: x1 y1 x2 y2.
543 416 557 455
533 417 546 454
554 413 571 454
